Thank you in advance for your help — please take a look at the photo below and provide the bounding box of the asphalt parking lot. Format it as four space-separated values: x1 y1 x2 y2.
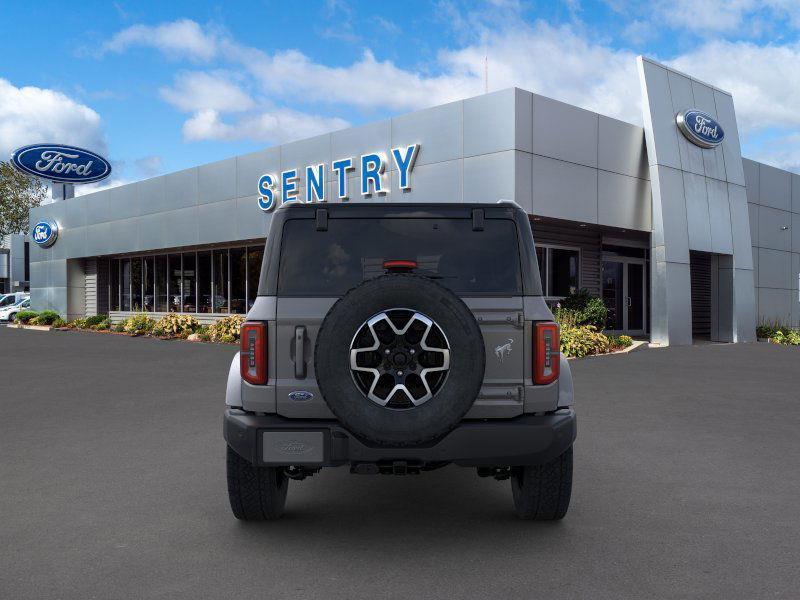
1 326 798 599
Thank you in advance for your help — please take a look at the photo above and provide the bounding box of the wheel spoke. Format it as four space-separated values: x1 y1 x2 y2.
349 308 450 408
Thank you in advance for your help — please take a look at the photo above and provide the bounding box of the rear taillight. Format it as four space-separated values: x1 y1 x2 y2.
240 322 267 385
533 322 560 385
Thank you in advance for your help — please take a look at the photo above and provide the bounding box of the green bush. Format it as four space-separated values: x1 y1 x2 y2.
30 310 61 325
196 325 212 342
52 317 66 328
83 314 108 327
557 289 608 329
122 313 155 335
560 324 611 358
608 334 633 348
757 320 787 339
771 330 800 346
92 318 112 331
15 310 39 324
208 314 245 343
553 307 582 328
151 313 200 338
113 321 126 332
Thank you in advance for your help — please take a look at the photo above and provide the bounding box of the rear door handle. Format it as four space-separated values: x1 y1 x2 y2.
294 326 306 379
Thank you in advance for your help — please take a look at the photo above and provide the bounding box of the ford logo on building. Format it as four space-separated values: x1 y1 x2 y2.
32 220 58 247
676 110 725 149
11 144 112 184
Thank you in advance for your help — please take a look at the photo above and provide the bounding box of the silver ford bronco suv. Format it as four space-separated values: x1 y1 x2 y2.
224 202 576 520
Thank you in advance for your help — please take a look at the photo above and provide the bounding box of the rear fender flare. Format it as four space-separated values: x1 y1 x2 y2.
557 354 574 408
226 352 242 407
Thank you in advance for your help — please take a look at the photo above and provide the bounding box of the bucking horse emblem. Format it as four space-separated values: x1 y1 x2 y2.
494 338 514 363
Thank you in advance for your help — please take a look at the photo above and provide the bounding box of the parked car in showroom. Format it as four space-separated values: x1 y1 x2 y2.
223 202 576 521
0 297 31 322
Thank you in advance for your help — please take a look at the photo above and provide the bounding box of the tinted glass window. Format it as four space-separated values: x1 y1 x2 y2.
278 218 522 296
549 248 579 297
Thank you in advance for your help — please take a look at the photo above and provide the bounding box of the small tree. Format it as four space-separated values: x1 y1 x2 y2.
0 160 47 237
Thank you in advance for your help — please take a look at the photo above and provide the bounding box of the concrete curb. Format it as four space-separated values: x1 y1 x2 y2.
6 323 52 331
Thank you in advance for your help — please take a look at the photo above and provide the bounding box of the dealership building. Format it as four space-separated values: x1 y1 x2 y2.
25 56 800 345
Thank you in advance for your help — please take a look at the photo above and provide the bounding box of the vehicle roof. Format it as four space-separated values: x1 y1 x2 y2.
276 201 527 218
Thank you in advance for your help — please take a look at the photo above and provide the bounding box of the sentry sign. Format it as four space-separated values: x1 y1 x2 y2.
11 144 112 184
257 144 419 212
676 110 725 149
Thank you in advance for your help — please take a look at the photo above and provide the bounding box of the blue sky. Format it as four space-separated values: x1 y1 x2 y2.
1 0 799 193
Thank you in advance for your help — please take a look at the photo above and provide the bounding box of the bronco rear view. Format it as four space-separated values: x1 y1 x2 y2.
223 202 576 520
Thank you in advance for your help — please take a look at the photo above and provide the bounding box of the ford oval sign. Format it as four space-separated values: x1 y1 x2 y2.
676 110 725 149
288 390 314 402
11 144 112 184
32 220 59 247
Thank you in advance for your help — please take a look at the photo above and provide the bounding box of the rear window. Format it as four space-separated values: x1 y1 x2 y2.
277 217 523 296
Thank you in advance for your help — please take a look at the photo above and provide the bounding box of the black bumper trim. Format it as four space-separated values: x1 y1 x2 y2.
224 409 576 468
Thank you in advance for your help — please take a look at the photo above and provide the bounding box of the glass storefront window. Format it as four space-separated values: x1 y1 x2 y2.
537 246 580 298
168 254 182 312
550 248 579 297
110 260 120 311
182 253 197 312
121 259 131 311
108 244 262 314
131 258 142 311
213 249 229 312
143 257 154 311
155 255 168 312
197 251 212 313
247 247 263 310
230 247 246 314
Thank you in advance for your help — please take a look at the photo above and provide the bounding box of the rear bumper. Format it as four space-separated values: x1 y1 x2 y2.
224 409 576 468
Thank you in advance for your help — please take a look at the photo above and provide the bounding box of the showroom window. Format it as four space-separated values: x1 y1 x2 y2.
108 244 265 314
535 245 580 298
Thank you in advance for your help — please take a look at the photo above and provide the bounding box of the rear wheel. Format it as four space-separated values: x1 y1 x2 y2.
510 447 573 520
226 446 288 520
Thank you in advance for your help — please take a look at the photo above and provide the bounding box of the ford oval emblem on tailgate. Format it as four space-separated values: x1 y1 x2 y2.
288 390 314 401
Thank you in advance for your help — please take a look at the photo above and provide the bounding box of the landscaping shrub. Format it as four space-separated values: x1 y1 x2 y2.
560 324 611 358
151 313 200 338
83 314 108 328
208 314 245 343
557 289 608 329
52 317 66 328
15 310 39 324
756 320 800 345
771 329 800 346
122 313 155 335
92 318 112 331
30 310 61 326
608 334 633 348
196 325 212 342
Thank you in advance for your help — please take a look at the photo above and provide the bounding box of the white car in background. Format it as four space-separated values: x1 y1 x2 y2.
0 297 31 322
0 292 28 308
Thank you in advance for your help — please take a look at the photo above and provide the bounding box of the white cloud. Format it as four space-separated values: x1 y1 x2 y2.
160 71 254 113
182 108 349 143
102 19 219 61
103 17 800 170
0 79 106 159
668 41 800 132
134 155 163 177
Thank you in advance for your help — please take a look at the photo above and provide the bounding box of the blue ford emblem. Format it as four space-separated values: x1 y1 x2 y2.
288 390 314 402
11 144 112 184
31 220 58 247
676 109 725 149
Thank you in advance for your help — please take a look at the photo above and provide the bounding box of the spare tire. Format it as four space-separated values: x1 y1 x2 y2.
315 274 485 446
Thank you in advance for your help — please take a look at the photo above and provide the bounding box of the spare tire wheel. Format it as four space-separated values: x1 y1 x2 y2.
314 274 485 446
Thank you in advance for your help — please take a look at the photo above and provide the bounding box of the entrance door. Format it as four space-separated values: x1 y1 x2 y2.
602 258 646 335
